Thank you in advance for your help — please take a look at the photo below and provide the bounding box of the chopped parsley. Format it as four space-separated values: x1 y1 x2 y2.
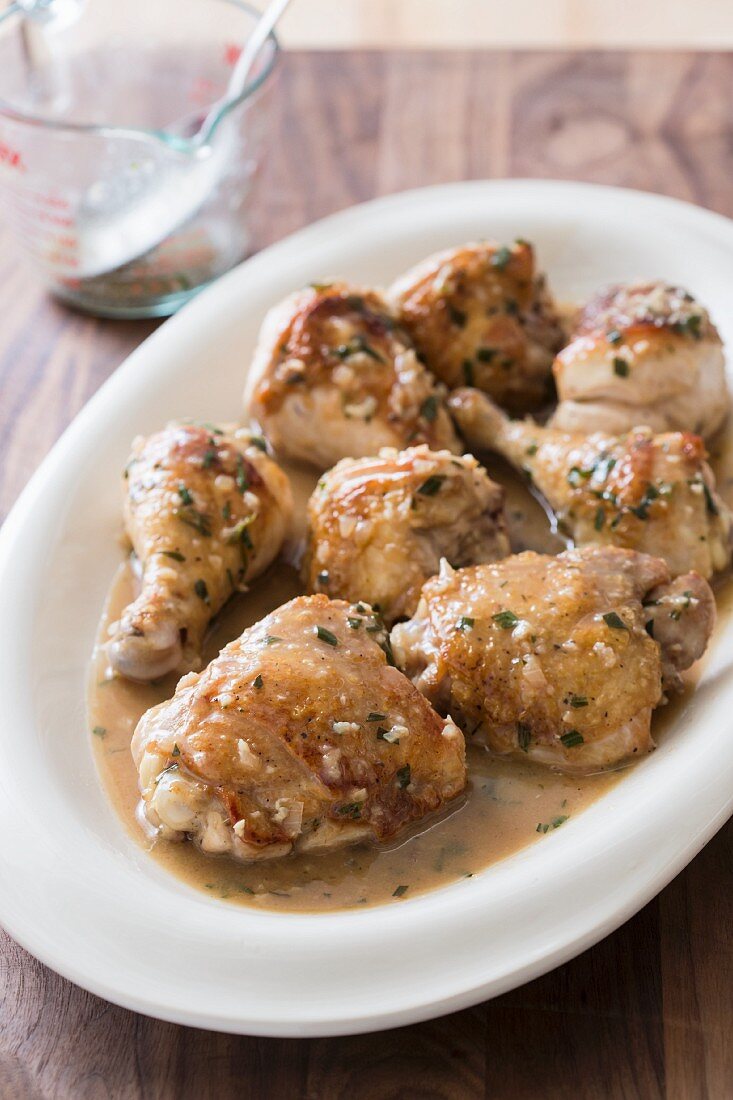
161 550 186 562
420 395 439 422
560 730 584 748
396 764 411 789
492 609 519 629
92 726 107 738
526 443 538 457
491 245 512 270
567 465 592 487
569 695 588 708
607 329 623 345
316 570 330 587
253 674 264 689
366 712 387 722
202 446 217 468
456 616 475 632
612 357 629 377
177 483 193 506
265 635 283 645
175 507 211 537
594 506 605 531
194 579 209 602
517 722 531 752
347 617 362 630
172 743 181 757
602 611 627 631
315 625 338 646
235 454 249 493
392 884 409 897
249 435 268 452
417 474 445 497
336 802 362 818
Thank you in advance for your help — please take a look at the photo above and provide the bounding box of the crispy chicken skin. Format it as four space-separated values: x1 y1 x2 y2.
388 240 565 414
449 388 732 579
244 281 459 469
108 423 293 682
132 594 466 861
392 547 715 773
303 445 510 624
551 281 729 439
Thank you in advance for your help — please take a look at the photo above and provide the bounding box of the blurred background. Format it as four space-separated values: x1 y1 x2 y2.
276 0 733 49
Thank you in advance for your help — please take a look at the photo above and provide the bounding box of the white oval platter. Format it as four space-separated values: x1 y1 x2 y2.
0 180 732 1036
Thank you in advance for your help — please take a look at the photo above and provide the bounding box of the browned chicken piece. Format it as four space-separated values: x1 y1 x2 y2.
449 388 732 579
388 239 565 414
551 281 729 440
391 546 715 774
132 594 466 860
243 281 459 469
108 423 293 682
303 445 510 624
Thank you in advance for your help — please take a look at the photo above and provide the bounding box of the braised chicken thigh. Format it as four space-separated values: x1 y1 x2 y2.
388 240 565 414
304 446 509 624
392 547 715 773
244 281 459 469
551 281 728 439
449 388 731 579
108 423 293 682
132 594 466 860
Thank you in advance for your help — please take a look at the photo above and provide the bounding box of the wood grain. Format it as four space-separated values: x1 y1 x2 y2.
1 50 732 1100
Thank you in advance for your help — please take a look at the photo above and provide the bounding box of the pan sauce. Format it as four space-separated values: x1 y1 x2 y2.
89 435 726 913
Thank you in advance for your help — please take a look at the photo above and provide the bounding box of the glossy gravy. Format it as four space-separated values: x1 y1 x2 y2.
89 438 726 913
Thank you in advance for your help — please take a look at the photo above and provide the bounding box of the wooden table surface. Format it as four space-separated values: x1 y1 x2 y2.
1 50 732 1100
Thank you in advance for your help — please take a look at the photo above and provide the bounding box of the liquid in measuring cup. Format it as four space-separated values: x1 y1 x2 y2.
0 19 278 317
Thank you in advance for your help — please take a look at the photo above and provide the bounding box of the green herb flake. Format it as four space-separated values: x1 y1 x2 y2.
396 764 411 789
420 395 439 422
178 483 193 506
607 329 623 345
491 245 512 270
560 730 585 748
570 695 588 708
492 610 519 629
253 674 264 689
456 615 475 632
92 725 107 739
172 743 181 757
202 447 217 469
347 617 362 630
175 507 212 537
702 481 719 516
517 722 531 753
316 570 329 587
249 435 268 452
194 579 209 602
613 357 629 377
236 454 249 493
336 802 362 818
366 712 387 722
602 611 627 631
417 474 445 497
161 550 186 562
552 815 569 828
315 625 338 647
392 884 409 898
526 442 538 457
567 465 592 487
265 635 283 645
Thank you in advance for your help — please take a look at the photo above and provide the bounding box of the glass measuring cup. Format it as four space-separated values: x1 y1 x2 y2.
0 0 279 317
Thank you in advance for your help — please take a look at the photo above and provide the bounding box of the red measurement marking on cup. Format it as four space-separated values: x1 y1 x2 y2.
0 142 26 173
224 43 242 66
